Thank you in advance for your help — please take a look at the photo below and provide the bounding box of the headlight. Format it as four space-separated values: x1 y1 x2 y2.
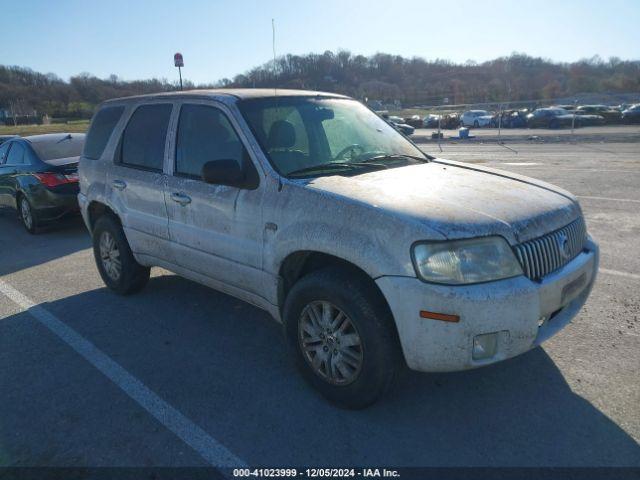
412 237 523 285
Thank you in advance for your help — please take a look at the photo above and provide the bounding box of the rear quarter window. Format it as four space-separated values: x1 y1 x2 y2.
84 106 125 160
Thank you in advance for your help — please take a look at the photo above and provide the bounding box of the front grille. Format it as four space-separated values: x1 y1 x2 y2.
513 217 587 281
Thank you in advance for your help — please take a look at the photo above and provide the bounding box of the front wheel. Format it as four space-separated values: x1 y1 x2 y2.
283 267 400 409
92 215 150 295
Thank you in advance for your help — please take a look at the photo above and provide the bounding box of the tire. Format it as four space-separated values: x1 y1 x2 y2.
18 195 38 234
92 215 150 295
283 267 400 409
473 120 479 128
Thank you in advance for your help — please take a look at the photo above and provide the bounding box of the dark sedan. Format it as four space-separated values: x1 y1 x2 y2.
526 108 604 129
576 105 622 124
0 133 85 233
622 104 640 124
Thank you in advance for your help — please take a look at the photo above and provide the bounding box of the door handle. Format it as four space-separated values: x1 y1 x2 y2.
171 192 192 206
112 180 127 191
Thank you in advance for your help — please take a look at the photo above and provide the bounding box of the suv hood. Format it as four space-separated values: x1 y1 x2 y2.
306 160 581 244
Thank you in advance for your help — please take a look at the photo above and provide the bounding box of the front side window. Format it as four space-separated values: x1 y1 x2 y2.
5 143 25 165
239 97 426 177
120 104 172 171
175 104 244 178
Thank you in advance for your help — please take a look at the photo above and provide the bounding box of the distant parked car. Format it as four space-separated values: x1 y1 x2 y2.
0 135 18 145
492 110 528 128
404 115 423 129
460 110 493 128
0 133 84 233
422 114 441 128
526 108 604 129
386 116 415 136
621 104 640 124
576 105 622 124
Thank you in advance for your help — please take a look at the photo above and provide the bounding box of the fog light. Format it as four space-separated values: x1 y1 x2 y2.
472 333 499 360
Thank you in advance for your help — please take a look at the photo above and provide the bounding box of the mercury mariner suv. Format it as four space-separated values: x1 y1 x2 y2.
78 89 599 408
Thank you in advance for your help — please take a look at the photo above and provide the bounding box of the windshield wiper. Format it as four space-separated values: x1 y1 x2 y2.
287 161 388 178
360 153 431 163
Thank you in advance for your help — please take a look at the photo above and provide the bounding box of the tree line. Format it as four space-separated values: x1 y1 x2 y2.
1 52 639 120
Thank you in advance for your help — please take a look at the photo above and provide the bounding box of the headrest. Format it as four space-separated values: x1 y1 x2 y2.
267 120 296 149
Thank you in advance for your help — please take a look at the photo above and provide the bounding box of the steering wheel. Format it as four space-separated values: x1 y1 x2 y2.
334 144 366 161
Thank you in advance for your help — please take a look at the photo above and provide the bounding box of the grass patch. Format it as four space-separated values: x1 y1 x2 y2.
0 121 90 136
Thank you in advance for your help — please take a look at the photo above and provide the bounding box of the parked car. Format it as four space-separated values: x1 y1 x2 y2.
422 114 441 128
385 115 415 136
440 112 461 129
403 115 423 129
621 104 640 124
460 110 494 128
576 105 622 124
526 107 604 128
80 89 598 408
0 133 84 233
492 110 528 128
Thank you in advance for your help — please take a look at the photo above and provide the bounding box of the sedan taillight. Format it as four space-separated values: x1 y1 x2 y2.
33 172 79 187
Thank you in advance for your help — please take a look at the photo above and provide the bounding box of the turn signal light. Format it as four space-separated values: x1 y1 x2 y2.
419 310 460 323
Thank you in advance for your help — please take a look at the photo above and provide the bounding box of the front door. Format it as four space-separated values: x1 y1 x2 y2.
107 102 174 260
163 102 267 299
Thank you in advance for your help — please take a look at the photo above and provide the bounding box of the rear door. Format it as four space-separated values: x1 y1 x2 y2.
107 102 174 260
0 142 24 208
163 100 267 298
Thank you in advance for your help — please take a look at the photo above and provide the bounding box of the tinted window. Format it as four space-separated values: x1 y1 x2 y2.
84 106 125 160
30 134 84 161
5 143 25 165
0 142 10 164
121 104 172 171
175 104 244 178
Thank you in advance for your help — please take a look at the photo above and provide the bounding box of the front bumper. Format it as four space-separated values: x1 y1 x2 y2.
376 238 599 372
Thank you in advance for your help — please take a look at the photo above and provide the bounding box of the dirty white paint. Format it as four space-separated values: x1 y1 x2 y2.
78 89 600 373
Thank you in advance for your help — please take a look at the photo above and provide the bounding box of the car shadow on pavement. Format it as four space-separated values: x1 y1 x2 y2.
3 273 639 467
0 209 89 276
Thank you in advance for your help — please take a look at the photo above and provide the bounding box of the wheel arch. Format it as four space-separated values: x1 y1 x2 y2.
87 200 121 232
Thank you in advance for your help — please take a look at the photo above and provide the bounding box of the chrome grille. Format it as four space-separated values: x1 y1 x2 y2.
513 217 587 281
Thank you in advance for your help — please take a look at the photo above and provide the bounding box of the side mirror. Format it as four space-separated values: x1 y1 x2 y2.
201 159 245 187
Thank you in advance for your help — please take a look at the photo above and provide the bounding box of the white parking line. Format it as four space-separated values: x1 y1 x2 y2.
577 195 640 204
0 279 246 469
600 268 640 280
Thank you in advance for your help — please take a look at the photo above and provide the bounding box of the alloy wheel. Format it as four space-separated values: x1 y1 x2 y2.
20 198 33 230
298 300 364 385
99 231 122 281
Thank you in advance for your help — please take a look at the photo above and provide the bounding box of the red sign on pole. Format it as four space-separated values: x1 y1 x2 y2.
174 52 184 67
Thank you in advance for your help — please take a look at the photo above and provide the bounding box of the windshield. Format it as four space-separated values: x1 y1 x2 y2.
238 97 426 177
30 134 85 161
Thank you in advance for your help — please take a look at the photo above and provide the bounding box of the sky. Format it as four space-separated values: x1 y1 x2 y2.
2 0 639 85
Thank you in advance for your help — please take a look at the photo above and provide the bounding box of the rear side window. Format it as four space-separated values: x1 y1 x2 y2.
84 106 124 160
5 143 25 165
175 104 244 178
0 142 9 164
120 104 172 171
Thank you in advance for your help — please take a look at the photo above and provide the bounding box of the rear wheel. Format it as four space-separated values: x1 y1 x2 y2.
18 195 38 234
92 215 150 295
283 267 400 409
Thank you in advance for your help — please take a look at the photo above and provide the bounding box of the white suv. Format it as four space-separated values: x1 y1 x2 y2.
79 89 598 408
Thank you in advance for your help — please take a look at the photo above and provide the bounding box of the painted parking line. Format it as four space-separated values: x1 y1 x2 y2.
600 268 640 280
0 279 246 469
577 195 640 204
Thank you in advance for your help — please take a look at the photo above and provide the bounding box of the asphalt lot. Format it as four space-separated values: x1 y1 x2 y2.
0 140 639 468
